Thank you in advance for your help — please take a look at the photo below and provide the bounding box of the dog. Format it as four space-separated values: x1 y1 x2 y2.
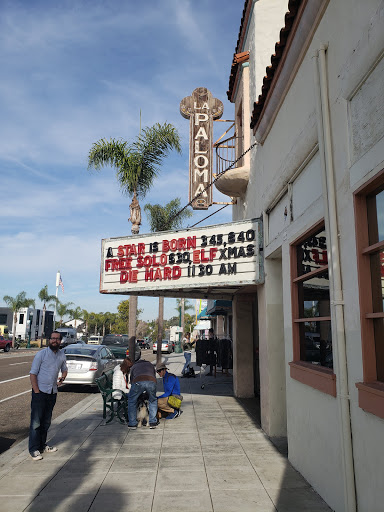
136 391 150 427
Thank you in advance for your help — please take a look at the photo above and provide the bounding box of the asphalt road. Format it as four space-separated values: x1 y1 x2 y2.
0 348 156 455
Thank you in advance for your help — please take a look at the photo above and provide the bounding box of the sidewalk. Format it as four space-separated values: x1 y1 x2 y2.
0 352 332 512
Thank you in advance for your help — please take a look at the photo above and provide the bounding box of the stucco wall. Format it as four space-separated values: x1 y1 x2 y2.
231 0 384 510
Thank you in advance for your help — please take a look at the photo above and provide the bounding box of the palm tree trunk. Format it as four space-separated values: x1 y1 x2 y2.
156 296 164 366
128 210 140 362
128 295 137 361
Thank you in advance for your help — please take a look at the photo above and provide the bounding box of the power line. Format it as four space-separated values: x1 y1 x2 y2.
169 140 258 226
187 204 229 228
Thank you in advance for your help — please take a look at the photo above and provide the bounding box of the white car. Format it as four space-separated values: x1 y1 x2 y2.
88 335 103 345
153 340 173 354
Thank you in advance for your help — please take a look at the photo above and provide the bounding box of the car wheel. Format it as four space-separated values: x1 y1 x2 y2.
4 344 10 352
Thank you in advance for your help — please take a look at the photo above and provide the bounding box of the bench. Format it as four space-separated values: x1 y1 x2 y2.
95 369 128 424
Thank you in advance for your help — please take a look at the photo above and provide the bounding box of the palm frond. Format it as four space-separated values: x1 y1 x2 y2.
88 138 130 172
88 123 181 204
144 198 192 232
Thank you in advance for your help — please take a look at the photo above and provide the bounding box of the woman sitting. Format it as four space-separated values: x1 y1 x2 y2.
112 357 133 399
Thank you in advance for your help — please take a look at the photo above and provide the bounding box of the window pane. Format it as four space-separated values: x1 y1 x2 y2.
370 250 384 313
297 229 328 276
298 270 330 318
299 320 332 368
367 189 384 244
372 318 384 382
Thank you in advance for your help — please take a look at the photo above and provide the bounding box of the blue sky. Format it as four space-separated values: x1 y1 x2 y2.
0 0 243 322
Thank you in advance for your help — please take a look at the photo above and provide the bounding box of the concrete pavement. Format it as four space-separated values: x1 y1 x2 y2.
0 351 332 511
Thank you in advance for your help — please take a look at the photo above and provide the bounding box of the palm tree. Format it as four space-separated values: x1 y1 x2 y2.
175 298 194 343
88 121 182 359
56 301 74 327
68 306 83 329
3 292 35 347
98 312 111 337
38 285 57 341
82 309 93 337
144 198 192 364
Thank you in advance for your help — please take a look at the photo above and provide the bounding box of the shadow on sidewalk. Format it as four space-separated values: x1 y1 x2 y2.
24 418 128 512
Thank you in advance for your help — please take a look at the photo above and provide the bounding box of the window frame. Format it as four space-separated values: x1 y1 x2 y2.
289 220 336 397
354 169 384 419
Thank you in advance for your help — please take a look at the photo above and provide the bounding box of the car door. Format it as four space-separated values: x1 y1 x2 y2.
99 348 110 373
105 347 117 370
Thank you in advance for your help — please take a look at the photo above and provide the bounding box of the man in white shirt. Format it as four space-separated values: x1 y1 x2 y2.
28 331 68 460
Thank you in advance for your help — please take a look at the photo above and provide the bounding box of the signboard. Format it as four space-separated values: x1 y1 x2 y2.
100 218 263 299
180 87 223 210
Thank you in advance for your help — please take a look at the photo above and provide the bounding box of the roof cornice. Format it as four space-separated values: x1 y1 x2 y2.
250 0 304 129
227 0 252 103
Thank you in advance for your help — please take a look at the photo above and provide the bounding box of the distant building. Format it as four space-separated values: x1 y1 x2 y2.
1 307 54 340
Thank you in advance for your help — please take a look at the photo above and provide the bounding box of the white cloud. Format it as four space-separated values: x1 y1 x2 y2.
0 0 242 321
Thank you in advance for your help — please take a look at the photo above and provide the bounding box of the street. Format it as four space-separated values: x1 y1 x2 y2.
0 348 155 454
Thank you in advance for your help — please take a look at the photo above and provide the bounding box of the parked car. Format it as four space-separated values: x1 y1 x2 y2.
102 334 141 362
0 335 11 352
60 344 118 386
137 339 150 350
88 335 103 345
153 340 173 354
56 327 78 348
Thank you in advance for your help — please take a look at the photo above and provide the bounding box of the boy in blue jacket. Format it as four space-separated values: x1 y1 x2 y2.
156 363 182 420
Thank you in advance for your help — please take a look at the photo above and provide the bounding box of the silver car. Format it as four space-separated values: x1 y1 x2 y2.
61 344 118 386
152 340 173 354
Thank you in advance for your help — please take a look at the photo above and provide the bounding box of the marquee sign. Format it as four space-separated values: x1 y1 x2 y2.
100 218 264 299
180 87 223 210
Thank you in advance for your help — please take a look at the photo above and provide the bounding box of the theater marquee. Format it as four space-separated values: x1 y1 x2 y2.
100 218 264 299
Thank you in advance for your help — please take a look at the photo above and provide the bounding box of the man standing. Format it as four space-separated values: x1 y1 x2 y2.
29 331 68 460
127 359 158 429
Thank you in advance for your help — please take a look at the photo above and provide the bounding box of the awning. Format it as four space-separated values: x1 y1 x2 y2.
197 307 209 320
194 320 211 330
206 299 232 315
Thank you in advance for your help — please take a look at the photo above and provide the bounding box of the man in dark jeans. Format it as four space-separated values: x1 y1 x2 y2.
29 331 68 460
127 359 158 429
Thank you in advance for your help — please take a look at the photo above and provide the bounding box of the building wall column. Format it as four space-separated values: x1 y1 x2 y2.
233 294 255 397
258 257 287 437
216 315 225 337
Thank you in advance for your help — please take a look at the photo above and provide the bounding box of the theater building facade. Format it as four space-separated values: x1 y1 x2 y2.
215 0 384 510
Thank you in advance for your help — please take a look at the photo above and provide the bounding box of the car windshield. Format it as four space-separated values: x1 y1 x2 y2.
103 335 128 346
65 348 97 356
